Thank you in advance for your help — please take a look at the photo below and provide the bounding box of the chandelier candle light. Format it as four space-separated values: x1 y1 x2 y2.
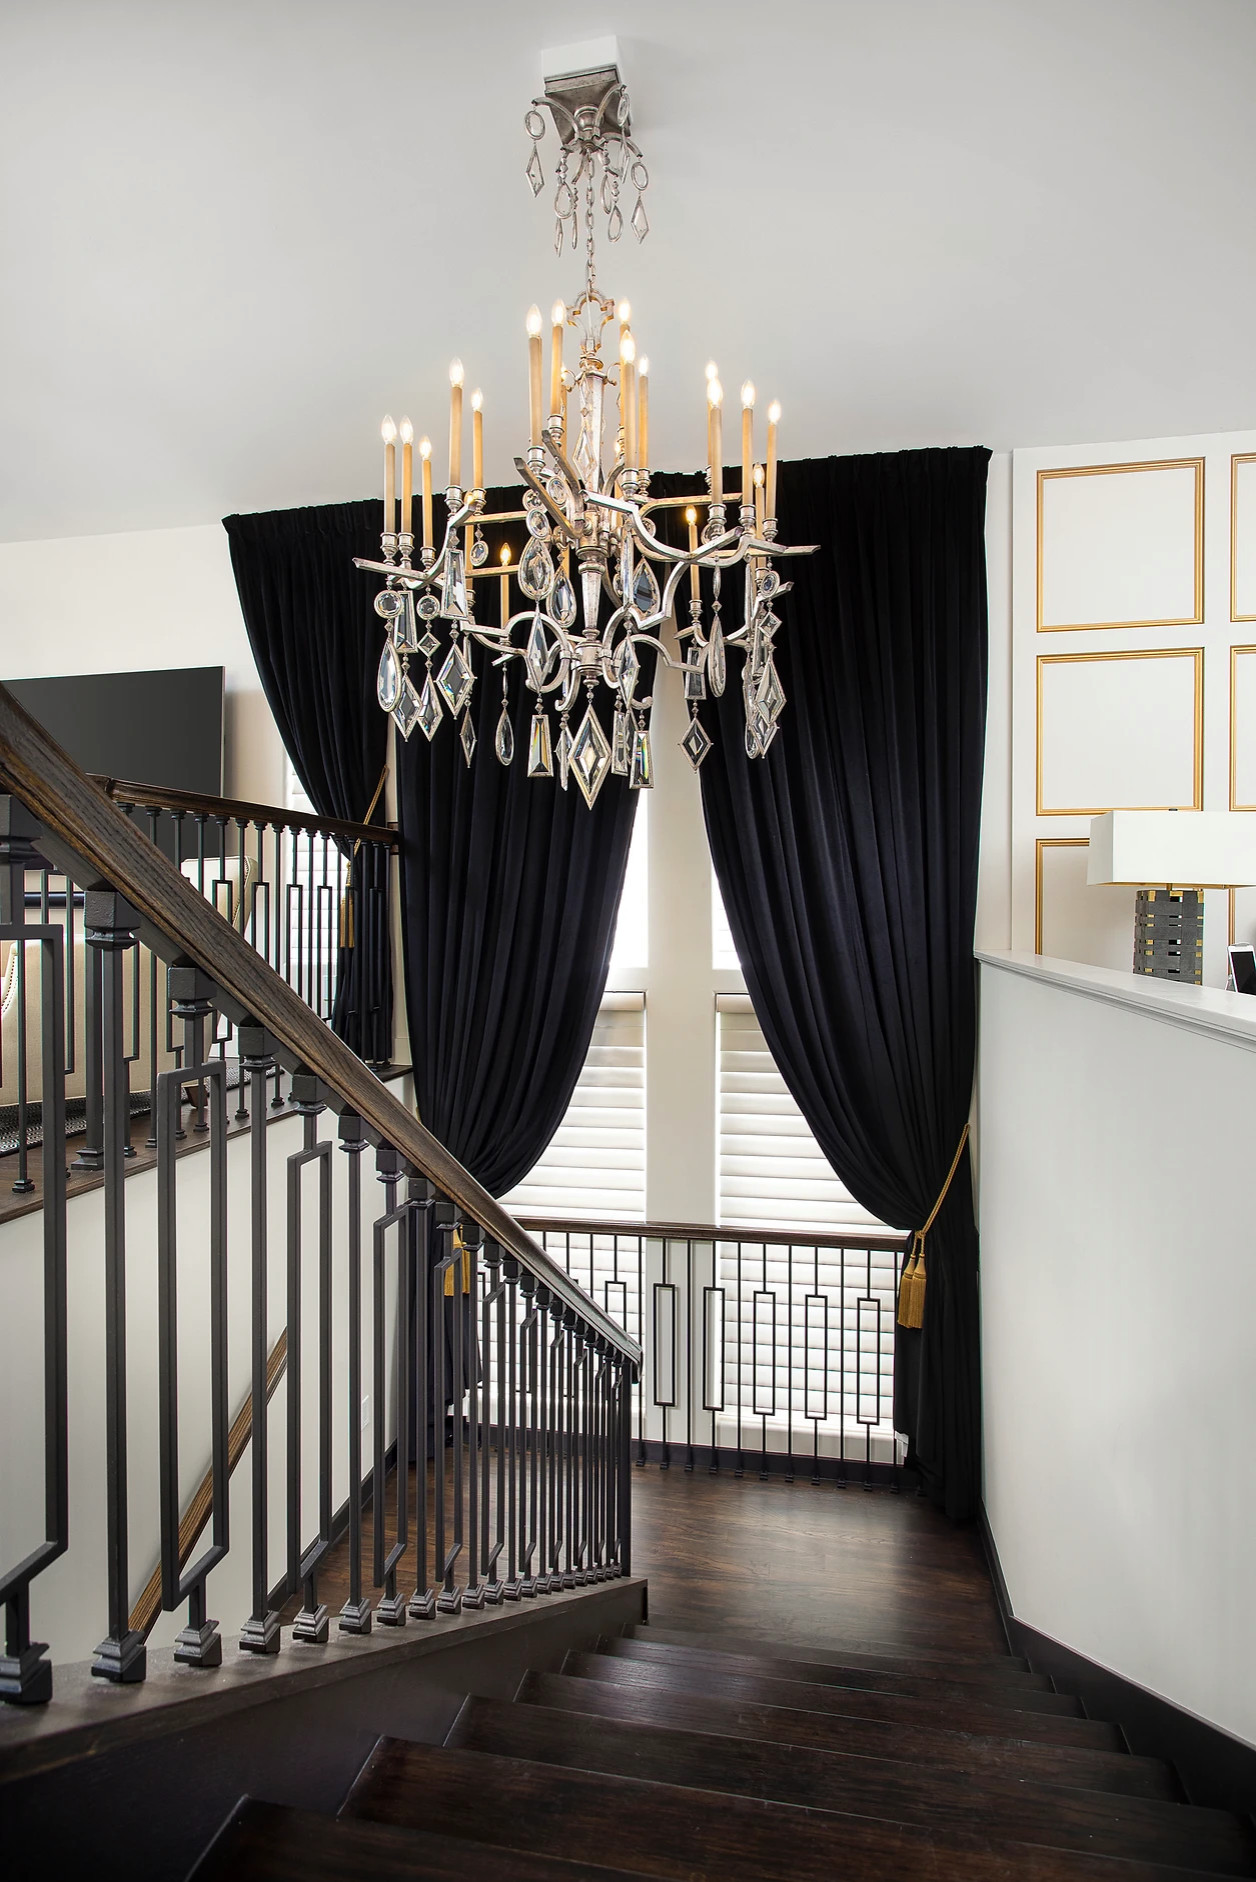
357 54 816 805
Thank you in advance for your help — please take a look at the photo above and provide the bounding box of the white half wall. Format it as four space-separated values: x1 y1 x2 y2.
0 524 284 806
979 951 1256 1749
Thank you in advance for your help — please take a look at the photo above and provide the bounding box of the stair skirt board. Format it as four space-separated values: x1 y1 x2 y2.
514 1669 1184 1801
340 1736 1239 1882
443 1694 1256 1876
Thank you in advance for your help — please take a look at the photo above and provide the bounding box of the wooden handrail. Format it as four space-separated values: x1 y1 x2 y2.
519 1215 908 1253
0 682 638 1364
90 776 397 848
129 1331 288 1637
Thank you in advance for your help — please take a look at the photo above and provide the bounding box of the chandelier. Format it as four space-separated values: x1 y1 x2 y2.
357 58 816 807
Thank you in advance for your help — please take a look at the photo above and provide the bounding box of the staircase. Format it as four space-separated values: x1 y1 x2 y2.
192 1616 1256 1879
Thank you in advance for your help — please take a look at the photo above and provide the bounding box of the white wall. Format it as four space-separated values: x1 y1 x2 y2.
0 524 285 807
980 953 1256 1749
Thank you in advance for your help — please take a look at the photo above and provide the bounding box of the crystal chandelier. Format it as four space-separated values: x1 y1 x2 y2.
357 58 816 807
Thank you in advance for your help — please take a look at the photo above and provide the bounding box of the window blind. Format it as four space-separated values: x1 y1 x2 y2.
717 997 882 1233
502 993 645 1221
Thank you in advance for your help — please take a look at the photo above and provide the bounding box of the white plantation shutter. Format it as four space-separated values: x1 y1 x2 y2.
717 996 883 1234
502 994 645 1221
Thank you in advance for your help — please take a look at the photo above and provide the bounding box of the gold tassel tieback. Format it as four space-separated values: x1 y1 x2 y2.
339 763 389 950
897 1123 970 1330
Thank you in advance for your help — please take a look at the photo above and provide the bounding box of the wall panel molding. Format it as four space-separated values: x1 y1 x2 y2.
1037 459 1204 632
1036 648 1203 816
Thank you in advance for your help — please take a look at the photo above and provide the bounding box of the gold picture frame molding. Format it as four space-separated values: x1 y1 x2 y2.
1036 458 1205 634
1034 837 1090 954
1036 647 1204 817
1231 454 1256 624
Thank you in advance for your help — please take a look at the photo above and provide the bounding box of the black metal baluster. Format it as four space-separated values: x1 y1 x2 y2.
408 1181 436 1620
338 1110 371 1634
270 825 286 1108
237 1025 280 1655
519 1272 539 1597
0 834 68 1703
617 1356 633 1577
10 871 34 1195
785 1239 795 1483
503 1257 521 1600
685 1240 695 1472
158 968 227 1666
69 894 104 1175
373 1146 409 1626
482 1240 505 1603
809 1244 824 1488
462 1225 484 1609
837 1241 848 1488
290 1073 332 1643
635 1238 646 1467
89 894 145 1683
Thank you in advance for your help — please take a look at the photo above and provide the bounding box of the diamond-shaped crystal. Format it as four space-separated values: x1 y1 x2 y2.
631 195 649 241
616 637 640 703
683 657 707 703
518 537 555 601
708 619 726 697
527 145 544 196
440 546 469 621
393 674 421 741
394 590 419 650
418 673 443 741
612 706 631 775
681 715 712 771
376 638 401 712
631 559 660 618
754 657 786 727
629 722 653 791
550 572 577 629
437 640 474 715
525 616 552 692
459 710 477 766
557 720 572 792
495 702 515 766
569 706 612 807
417 628 440 658
527 710 553 778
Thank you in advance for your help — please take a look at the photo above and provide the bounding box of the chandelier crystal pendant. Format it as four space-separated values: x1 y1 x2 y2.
356 58 817 806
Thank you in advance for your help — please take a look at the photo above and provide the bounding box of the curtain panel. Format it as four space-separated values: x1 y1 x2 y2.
693 448 990 1520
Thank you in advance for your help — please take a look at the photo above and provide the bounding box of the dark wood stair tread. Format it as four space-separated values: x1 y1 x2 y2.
451 1696 1255 1876
625 1623 1035 1683
342 1736 1224 1882
595 1633 1073 1711
519 1670 1182 1801
189 1796 657 1881
562 1647 1125 1750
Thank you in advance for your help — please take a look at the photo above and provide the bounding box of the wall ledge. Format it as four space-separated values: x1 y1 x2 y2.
977 949 1256 1055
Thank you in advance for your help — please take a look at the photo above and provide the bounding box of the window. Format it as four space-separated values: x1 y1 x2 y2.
501 994 645 1221
716 997 881 1234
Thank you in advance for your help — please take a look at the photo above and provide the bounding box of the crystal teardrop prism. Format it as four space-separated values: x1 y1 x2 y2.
612 706 631 776
376 638 401 712
527 710 554 778
557 720 572 792
569 706 613 807
631 559 660 618
495 702 515 766
631 196 649 241
707 618 726 697
525 616 552 692
394 590 419 650
440 546 470 621
550 572 578 629
459 710 477 767
518 537 555 600
616 637 640 703
418 673 443 741
392 674 421 741
629 721 653 790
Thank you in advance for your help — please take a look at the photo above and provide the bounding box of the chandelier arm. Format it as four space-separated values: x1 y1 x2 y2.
512 458 582 544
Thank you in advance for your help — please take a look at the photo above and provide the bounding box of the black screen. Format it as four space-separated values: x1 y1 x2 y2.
5 667 224 795
1229 946 1256 995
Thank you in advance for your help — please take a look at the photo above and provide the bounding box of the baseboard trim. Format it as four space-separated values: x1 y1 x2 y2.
980 1502 1256 1817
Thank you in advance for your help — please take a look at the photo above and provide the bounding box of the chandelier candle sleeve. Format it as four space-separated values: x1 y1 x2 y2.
708 379 723 504
419 437 433 549
526 306 543 446
448 360 463 489
766 401 780 520
471 389 483 491
686 506 700 601
550 302 565 417
399 417 414 537
741 383 755 513
381 416 397 534
621 332 637 469
499 545 510 627
638 356 649 466
754 461 766 535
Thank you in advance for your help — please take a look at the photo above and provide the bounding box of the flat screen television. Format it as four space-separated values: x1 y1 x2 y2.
4 666 224 796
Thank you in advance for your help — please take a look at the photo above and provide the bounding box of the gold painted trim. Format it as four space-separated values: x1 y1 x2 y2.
1034 839 1089 954
1232 454 1256 623
1229 644 1256 811
1036 648 1204 816
1036 458 1205 633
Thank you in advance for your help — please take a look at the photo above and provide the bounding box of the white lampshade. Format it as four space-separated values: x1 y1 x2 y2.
1086 811 1256 888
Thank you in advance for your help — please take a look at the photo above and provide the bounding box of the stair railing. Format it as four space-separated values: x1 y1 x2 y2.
0 683 638 1706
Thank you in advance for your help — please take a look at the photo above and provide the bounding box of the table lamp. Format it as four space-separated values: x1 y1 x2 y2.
1087 811 1256 983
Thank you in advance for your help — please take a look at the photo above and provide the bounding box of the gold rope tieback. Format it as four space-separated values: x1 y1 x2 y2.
339 763 389 950
897 1123 970 1330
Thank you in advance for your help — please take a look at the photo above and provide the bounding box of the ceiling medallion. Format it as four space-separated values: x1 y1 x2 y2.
357 56 816 801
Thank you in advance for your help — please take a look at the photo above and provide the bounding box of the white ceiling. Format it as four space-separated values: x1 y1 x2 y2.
3 0 1255 543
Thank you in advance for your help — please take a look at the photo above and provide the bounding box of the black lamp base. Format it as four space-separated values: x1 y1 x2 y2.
1134 888 1203 983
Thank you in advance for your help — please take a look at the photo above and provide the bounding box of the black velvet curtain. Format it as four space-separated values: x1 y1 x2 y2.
223 503 392 1062
689 449 990 1521
394 483 643 1198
